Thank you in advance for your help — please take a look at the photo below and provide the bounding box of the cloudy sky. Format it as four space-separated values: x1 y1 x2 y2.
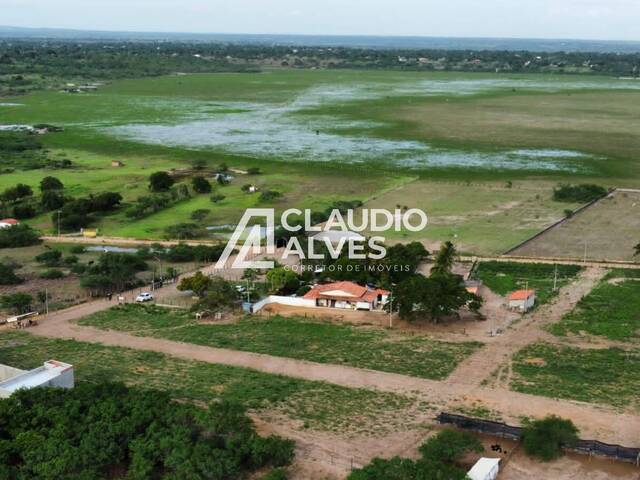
2 0 639 40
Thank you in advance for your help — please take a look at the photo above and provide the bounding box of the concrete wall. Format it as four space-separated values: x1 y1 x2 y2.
0 364 25 382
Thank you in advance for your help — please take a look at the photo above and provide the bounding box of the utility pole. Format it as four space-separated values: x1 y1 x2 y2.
583 240 588 264
57 211 61 237
45 288 49 317
553 264 558 291
388 297 393 329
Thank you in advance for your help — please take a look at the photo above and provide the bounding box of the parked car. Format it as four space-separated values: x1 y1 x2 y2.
135 292 154 303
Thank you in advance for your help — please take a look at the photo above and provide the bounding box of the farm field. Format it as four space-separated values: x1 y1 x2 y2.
0 331 430 435
511 342 640 410
472 261 582 306
77 305 482 380
509 190 640 261
2 70 639 252
549 274 640 342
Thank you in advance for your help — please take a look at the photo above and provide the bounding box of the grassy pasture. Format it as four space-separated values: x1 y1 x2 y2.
511 343 640 410
549 278 640 342
0 331 428 434
2 70 639 247
472 261 582 305
509 190 640 262
77 305 481 380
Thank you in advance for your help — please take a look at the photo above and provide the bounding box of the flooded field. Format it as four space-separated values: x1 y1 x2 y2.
105 76 632 171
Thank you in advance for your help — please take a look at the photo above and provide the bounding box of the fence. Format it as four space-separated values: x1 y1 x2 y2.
437 412 640 464
251 295 316 313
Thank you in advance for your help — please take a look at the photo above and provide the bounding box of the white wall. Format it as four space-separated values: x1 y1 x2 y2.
252 295 316 312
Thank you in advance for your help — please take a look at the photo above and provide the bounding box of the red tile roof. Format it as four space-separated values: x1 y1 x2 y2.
0 218 18 225
303 281 389 303
507 289 535 301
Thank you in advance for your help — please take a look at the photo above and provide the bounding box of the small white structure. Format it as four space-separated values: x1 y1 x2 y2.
507 289 536 312
0 218 19 229
0 360 74 398
467 457 500 480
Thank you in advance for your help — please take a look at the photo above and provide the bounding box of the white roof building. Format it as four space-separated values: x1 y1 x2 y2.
467 457 500 480
0 360 74 398
310 230 365 245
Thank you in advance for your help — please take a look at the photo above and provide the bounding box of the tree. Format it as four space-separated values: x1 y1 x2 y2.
349 429 481 480
522 415 579 461
41 190 65 211
194 277 239 312
247 167 262 175
634 242 640 256
0 224 41 249
148 171 174 192
0 382 294 479
81 253 147 294
12 203 36 219
0 183 33 202
177 271 213 297
210 194 226 203
0 292 32 314
431 241 457 276
266 268 300 294
191 176 212 194
91 191 122 211
39 176 63 191
190 208 210 222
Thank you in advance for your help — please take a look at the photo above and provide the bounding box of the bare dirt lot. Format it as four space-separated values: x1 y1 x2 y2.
510 190 640 262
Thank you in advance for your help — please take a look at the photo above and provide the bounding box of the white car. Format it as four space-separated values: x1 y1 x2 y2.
135 292 154 303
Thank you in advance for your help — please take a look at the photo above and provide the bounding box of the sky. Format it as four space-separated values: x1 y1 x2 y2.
2 0 640 41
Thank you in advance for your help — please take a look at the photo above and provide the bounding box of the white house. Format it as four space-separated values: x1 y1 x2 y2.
507 289 536 312
467 457 500 480
0 218 19 229
0 360 74 398
303 281 389 311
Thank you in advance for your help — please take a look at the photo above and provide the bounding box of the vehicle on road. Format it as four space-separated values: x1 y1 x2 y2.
135 292 154 303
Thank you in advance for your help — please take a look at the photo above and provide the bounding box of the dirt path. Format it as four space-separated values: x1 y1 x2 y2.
444 267 607 389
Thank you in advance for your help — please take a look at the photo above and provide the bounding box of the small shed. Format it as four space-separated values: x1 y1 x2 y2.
507 289 536 312
111 160 125 167
467 457 500 480
0 218 19 229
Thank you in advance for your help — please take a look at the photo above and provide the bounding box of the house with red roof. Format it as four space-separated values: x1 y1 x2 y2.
0 218 19 229
303 281 390 311
507 289 536 312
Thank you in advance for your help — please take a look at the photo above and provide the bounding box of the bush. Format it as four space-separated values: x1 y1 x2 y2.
0 263 23 285
40 176 63 191
247 167 262 175
192 175 212 193
210 194 226 203
40 268 65 279
0 183 33 202
164 222 206 240
35 249 62 267
263 469 288 480
553 184 607 203
148 171 174 192
69 245 86 254
0 292 32 314
190 209 211 222
259 190 282 202
41 190 65 210
0 224 41 249
522 415 579 461
12 203 37 219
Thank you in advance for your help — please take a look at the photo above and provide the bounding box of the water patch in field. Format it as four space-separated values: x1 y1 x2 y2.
106 78 611 171
0 103 23 107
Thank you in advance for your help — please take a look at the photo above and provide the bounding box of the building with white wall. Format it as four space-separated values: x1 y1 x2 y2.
0 360 74 398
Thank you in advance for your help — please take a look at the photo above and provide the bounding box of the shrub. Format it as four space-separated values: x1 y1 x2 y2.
40 268 65 279
190 209 211 222
192 175 212 193
164 222 205 240
69 245 86 254
259 190 282 202
148 171 174 192
35 249 62 267
247 167 262 175
0 292 32 314
12 203 37 219
0 183 33 202
0 263 23 285
522 415 579 461
40 176 63 191
553 184 607 203
210 194 226 203
0 224 41 249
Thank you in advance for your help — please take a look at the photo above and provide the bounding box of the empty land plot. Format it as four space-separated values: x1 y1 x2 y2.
511 343 640 410
0 331 429 434
78 305 482 380
363 179 580 255
509 190 640 261
549 276 640 342
472 261 582 306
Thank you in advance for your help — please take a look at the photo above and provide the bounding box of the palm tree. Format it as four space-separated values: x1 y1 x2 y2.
431 241 457 276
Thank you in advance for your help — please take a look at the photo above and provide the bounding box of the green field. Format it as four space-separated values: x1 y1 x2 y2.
549 278 640 342
77 305 481 380
2 70 639 250
511 343 640 410
0 331 429 434
472 261 582 305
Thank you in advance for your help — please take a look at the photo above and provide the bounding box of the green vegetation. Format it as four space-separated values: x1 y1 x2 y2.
0 383 294 480
0 224 40 248
77 305 481 380
552 183 608 203
522 415 579 462
473 261 582 306
549 278 640 342
348 429 482 480
511 343 640 409
0 331 427 434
